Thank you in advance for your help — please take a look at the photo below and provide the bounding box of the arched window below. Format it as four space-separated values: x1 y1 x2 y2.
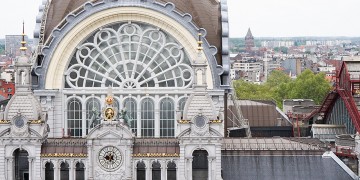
13 149 29 180
160 97 175 137
178 97 188 119
167 161 177 180
192 150 208 180
136 161 146 180
67 97 82 137
45 162 54 180
86 97 101 134
60 162 70 180
141 98 154 137
152 161 161 180
75 162 85 180
124 97 137 134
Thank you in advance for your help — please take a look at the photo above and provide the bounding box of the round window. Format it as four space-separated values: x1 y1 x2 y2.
194 116 206 128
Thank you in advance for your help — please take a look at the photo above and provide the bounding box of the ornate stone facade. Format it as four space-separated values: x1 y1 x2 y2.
0 0 229 180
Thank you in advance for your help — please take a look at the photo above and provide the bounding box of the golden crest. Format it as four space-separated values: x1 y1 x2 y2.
104 107 115 120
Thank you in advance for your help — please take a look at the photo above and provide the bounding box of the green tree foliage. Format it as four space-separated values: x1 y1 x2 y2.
287 69 331 104
233 69 332 109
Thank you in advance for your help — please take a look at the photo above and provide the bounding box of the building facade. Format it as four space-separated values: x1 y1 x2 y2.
0 0 230 180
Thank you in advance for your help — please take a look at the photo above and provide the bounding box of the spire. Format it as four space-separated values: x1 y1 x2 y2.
197 32 203 52
245 28 254 39
20 21 27 53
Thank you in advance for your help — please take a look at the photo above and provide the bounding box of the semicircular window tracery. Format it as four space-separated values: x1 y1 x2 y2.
65 22 193 89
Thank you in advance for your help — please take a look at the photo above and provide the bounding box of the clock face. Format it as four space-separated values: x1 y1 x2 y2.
98 146 122 171
14 116 25 128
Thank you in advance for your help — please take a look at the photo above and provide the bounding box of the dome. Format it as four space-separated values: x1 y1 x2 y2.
41 0 222 62
16 55 30 65
5 94 42 121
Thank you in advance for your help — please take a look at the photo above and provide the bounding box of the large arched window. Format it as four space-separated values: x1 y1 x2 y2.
167 161 177 180
178 97 188 119
60 162 70 180
136 161 146 180
65 22 193 89
160 97 175 137
75 162 85 180
152 161 161 180
86 97 101 134
45 162 54 180
67 97 82 137
141 98 154 137
124 97 137 134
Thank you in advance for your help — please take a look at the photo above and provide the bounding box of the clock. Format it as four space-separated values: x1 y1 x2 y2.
98 146 122 171
14 116 25 128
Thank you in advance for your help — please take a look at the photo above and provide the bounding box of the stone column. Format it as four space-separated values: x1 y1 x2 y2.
147 160 152 180
7 157 14 180
87 142 94 180
155 95 160 138
137 95 141 137
82 95 87 137
42 161 45 180
84 160 88 180
28 158 33 180
187 158 193 180
208 157 213 180
161 160 166 180
54 160 59 180
69 160 74 180
133 161 137 180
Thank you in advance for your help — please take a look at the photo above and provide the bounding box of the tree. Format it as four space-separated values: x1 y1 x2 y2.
287 69 331 104
233 69 332 109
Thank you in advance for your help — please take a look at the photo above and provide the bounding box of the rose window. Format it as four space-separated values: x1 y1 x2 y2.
65 22 193 89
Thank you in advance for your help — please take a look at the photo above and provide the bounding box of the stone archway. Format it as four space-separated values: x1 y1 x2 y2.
13 149 29 180
192 150 208 180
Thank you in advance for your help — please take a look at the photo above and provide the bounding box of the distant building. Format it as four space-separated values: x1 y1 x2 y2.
245 28 255 51
0 79 15 100
5 35 31 58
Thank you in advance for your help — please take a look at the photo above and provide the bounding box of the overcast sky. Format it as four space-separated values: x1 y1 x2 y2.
0 0 359 38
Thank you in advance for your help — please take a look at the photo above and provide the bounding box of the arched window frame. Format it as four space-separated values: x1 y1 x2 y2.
178 96 188 119
67 97 83 137
85 96 101 134
64 22 193 89
160 97 175 137
123 97 137 134
141 97 155 137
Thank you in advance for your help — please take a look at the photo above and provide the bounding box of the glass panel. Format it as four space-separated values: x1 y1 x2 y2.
141 98 154 137
137 161 146 180
160 98 175 137
86 97 101 134
65 22 193 89
178 97 188 119
152 161 161 180
75 162 85 180
60 162 69 180
124 98 137 134
167 162 177 180
45 162 54 180
67 97 82 137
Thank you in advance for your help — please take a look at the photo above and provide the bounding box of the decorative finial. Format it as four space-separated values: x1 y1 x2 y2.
105 86 114 105
197 32 203 52
20 21 27 52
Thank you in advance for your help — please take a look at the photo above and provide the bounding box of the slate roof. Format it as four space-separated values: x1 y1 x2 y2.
221 155 354 180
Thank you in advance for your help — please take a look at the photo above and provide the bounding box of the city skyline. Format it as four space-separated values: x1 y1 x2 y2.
0 0 359 38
